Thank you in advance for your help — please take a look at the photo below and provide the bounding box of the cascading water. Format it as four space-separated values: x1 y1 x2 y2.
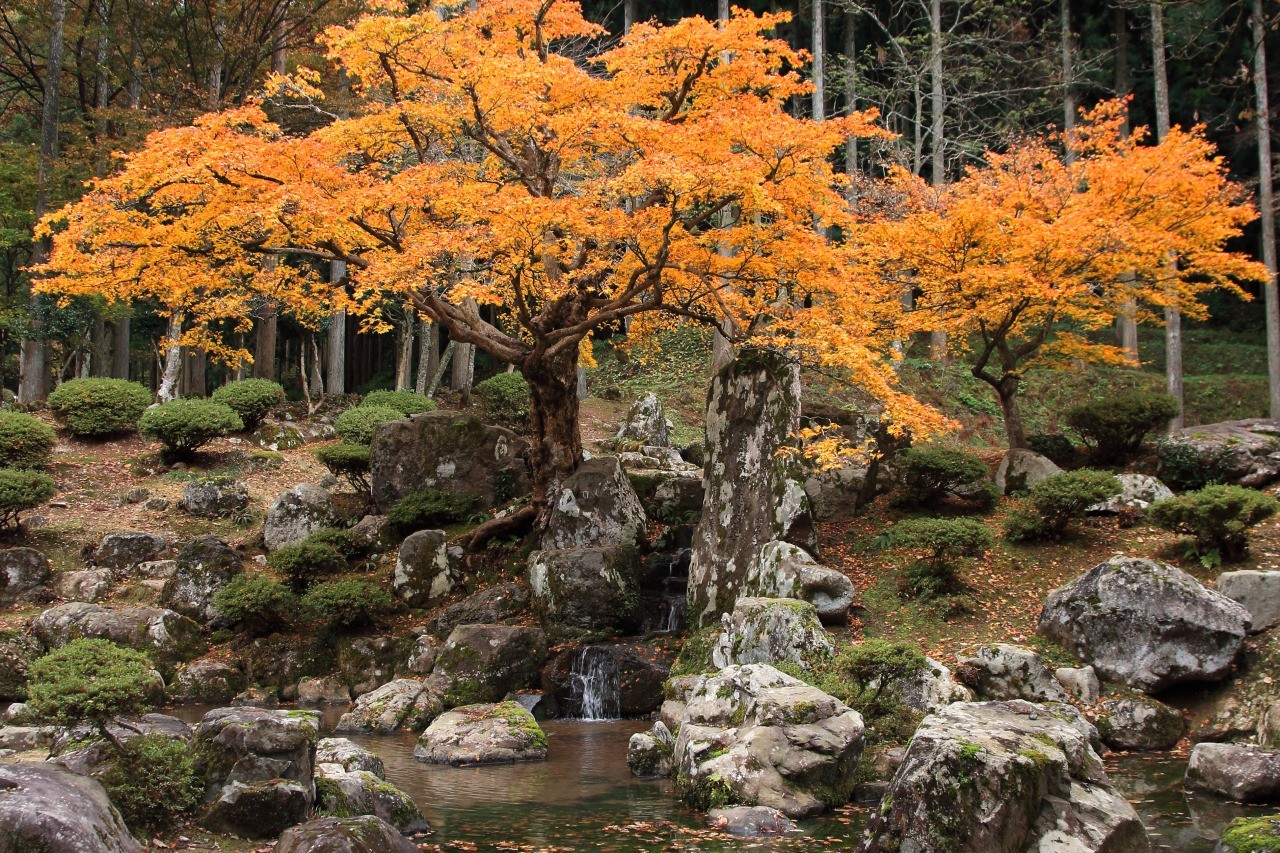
566 646 621 721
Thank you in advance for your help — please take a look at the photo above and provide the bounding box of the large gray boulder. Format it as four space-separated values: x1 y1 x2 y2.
434 624 548 706
0 763 141 852
674 663 864 818
628 720 676 777
0 547 51 606
994 448 1062 495
93 532 168 570
615 393 672 448
413 701 547 765
393 530 459 607
1096 696 1184 752
53 569 112 603
181 477 249 518
892 657 976 713
528 546 637 632
956 644 1072 703
861 700 1150 853
749 542 854 625
316 738 385 777
159 536 242 626
1187 743 1280 801
1163 419 1280 488
29 602 206 679
171 659 245 705
541 456 646 551
334 677 445 735
1218 570 1280 632
264 484 339 552
711 597 833 671
370 411 531 511
1038 556 1250 692
687 349 813 628
275 815 418 853
1086 473 1174 515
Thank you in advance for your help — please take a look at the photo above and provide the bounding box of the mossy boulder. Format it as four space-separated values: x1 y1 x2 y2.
413 701 548 765
1096 696 1184 752
434 624 548 706
710 597 833 672
1216 816 1280 852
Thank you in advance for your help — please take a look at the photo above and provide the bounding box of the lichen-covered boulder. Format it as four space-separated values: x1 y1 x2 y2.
237 633 329 701
275 815 419 853
528 546 637 632
336 634 411 697
434 624 548 706
1038 556 1250 692
370 411 530 511
29 602 206 679
1216 816 1280 852
350 514 396 552
413 701 547 765
404 634 439 677
0 547 51 606
315 765 425 831
264 484 339 552
1054 665 1101 704
628 720 676 777
181 476 250 518
52 569 112 603
1096 696 1184 752
334 678 445 735
1218 570 1280 633
541 456 646 551
297 677 349 705
711 597 833 671
861 700 1150 853
687 349 813 629
0 763 141 852
94 532 168 570
674 663 864 818
425 582 530 639
171 659 246 705
393 530 458 607
616 393 672 448
159 536 242 627
50 713 191 777
1086 472 1174 514
0 634 34 701
316 738 385 777
1187 743 1280 802
749 542 854 625
994 448 1062 495
1164 419 1280 488
956 644 1072 703
892 657 976 713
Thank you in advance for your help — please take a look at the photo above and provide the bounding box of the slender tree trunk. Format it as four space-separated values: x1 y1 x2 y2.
844 9 858 182
1254 0 1280 418
327 261 346 394
928 0 948 363
89 316 107 376
395 320 414 391
452 341 474 394
812 0 824 121
1061 0 1075 160
426 340 456 398
112 316 130 379
93 0 110 169
415 320 437 394
157 311 183 402
20 0 68 403
1114 7 1139 362
624 0 635 33
253 301 278 381
1152 2 1184 429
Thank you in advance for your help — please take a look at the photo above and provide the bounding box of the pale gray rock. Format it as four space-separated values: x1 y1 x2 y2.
711 597 833 671
1054 665 1101 704
29 602 205 679
957 644 1072 703
393 530 458 607
541 456 646 551
158 536 242 627
264 484 339 552
316 738 385 777
53 569 112 603
1187 743 1280 802
1086 473 1174 514
615 393 672 448
275 815 419 853
708 806 795 837
1218 570 1280 632
749 542 855 625
0 763 141 852
413 701 547 765
180 477 249 518
995 448 1062 495
1096 697 1184 752
0 548 51 606
334 678 444 735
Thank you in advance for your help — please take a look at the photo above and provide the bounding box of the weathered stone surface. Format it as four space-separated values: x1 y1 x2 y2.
94 532 168 570
404 634 439 677
202 779 311 838
803 465 876 521
264 484 339 552
171 659 245 705
435 624 548 705
542 456 646 551
1218 571 1280 633
750 542 854 625
1053 665 1101 704
50 713 191 777
1096 697 1184 752
275 815 419 853
334 678 445 735
1038 556 1250 692
541 642 674 718
1187 743 1280 802
425 582 530 639
528 546 637 632
414 701 547 765
674 664 864 818
628 720 675 777
616 393 672 448
136 559 177 580
350 515 396 552
1164 419 1280 488
394 530 458 607
893 657 975 713
370 411 530 511
336 634 411 697
181 477 250 518
159 536 242 627
297 677 350 705
994 448 1062 495
238 633 329 701
315 765 425 831
708 806 795 838
29 602 205 679
0 635 34 701
0 725 57 751
316 738 385 777
1086 473 1174 514
0 547 51 606
711 597 833 671
52 569 112 603
688 349 813 628
861 700 1150 853
956 644 1072 703
0 763 141 852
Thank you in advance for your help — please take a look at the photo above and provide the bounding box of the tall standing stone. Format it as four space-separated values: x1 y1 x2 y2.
687 349 808 628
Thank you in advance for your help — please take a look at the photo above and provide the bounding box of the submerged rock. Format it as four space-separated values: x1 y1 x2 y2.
1038 556 1249 692
861 700 1150 853
414 701 548 765
0 763 141 852
708 805 795 838
276 815 419 853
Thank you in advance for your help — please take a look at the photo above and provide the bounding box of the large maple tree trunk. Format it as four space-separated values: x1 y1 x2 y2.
522 348 584 516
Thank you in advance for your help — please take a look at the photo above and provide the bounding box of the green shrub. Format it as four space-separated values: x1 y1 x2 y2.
138 398 243 455
362 389 437 416
1003 469 1121 542
1148 485 1280 564
302 527 370 562
314 443 371 493
211 379 286 430
387 488 481 531
334 404 403 445
0 411 57 469
27 639 156 736
99 734 201 833
47 378 151 436
1026 432 1079 469
212 574 297 635
267 541 347 592
893 445 996 512
0 468 56 528
473 372 530 427
1065 391 1180 464
1157 437 1235 492
302 579 394 630
890 517 993 600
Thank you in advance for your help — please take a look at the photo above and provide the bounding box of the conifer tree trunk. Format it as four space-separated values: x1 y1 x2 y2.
1254 0 1280 418
928 0 948 363
1061 0 1075 159
395 320 415 391
327 261 346 394
1152 2 1184 429
1114 7 1140 363
113 317 130 379
812 0 824 122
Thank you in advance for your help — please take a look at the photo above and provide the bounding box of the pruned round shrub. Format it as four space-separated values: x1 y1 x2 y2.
1148 484 1280 564
334 404 403 445
139 399 243 455
1003 469 1121 542
1065 391 1180 464
99 734 201 832
890 517 993 599
0 411 57 469
267 541 347 592
387 488 481 531
211 379 285 431
314 443 371 493
473 372 530 428
302 527 370 562
27 638 156 732
893 445 996 512
302 579 394 630
47 378 151 437
0 468 56 528
212 573 297 635
362 389 436 416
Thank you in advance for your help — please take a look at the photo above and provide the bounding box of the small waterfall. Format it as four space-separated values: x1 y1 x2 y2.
567 646 620 721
